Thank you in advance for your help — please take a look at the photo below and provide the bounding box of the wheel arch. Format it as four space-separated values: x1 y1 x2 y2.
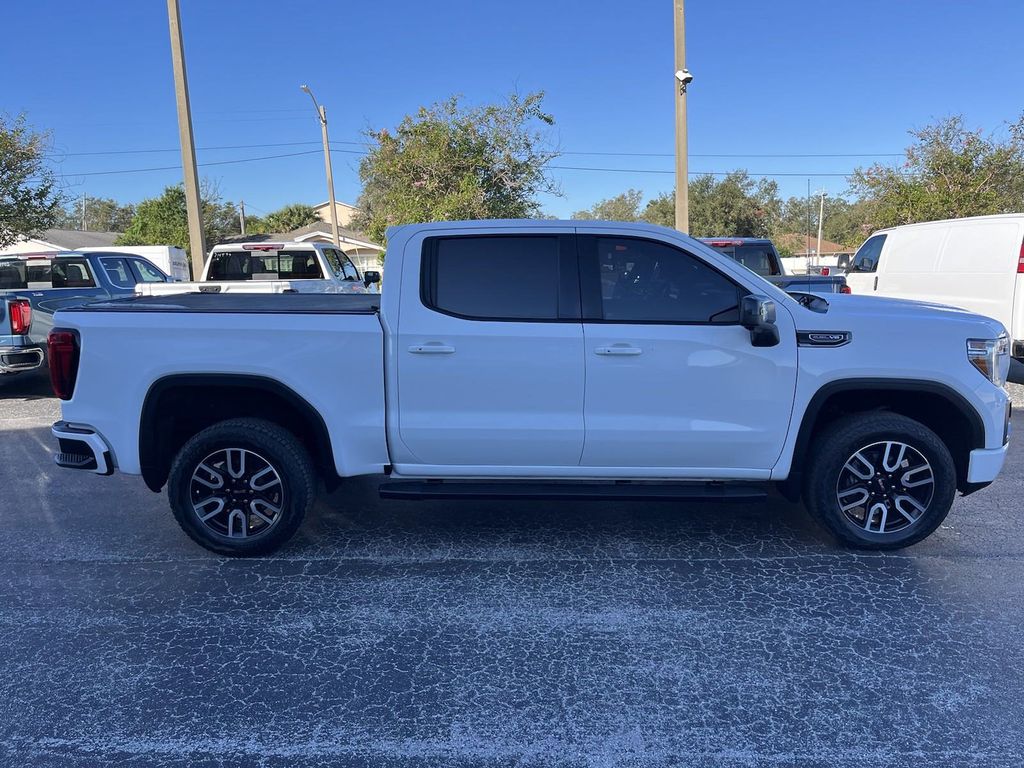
139 374 339 493
779 378 985 501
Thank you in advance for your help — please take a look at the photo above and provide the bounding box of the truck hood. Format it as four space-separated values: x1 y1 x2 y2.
802 293 1007 337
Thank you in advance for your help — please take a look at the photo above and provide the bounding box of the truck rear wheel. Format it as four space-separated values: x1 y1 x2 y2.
167 418 315 556
803 413 957 549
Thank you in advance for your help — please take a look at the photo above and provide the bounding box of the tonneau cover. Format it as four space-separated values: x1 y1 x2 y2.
62 292 381 315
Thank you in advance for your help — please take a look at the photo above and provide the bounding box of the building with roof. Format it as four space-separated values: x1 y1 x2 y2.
0 229 120 256
312 200 360 228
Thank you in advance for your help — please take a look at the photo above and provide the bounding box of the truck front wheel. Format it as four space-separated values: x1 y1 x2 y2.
803 413 957 549
167 418 315 556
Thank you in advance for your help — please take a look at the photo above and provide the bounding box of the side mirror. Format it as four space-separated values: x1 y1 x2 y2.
363 270 381 288
739 294 780 347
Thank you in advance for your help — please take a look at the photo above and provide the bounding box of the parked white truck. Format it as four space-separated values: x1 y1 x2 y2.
48 220 1012 555
135 241 380 296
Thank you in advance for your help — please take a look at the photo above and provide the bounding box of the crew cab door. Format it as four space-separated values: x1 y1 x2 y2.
577 233 798 476
393 230 585 469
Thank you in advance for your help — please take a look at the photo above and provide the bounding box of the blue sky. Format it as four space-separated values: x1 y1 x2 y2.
3 0 1022 221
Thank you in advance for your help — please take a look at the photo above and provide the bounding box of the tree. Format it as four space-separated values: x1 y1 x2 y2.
641 192 675 228
262 203 320 233
631 173 781 237
850 113 1024 230
56 196 135 232
571 189 643 221
117 181 241 258
0 114 62 248
353 92 560 244
775 195 873 249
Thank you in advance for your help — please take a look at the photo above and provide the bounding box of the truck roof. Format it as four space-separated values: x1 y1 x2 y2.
698 237 774 245
209 240 327 253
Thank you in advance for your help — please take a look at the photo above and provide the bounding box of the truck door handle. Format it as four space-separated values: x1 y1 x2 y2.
595 345 642 356
873 276 878 291
408 343 455 354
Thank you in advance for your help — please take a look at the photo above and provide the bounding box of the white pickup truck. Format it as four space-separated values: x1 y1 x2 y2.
135 240 380 296
48 220 1012 556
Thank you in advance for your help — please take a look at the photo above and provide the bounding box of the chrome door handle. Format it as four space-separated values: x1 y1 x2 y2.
408 344 456 354
595 345 642 356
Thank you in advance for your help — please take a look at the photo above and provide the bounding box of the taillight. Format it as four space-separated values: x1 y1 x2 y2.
8 299 31 334
48 329 80 401
1017 239 1024 273
840 285 852 295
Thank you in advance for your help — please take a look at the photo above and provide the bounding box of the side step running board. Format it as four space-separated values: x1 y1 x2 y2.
378 480 768 502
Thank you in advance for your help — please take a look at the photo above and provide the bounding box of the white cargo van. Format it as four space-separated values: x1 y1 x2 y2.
846 214 1024 377
79 245 190 281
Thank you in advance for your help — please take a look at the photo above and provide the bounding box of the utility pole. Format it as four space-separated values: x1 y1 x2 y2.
166 0 206 278
301 85 341 248
806 179 811 265
81 193 87 231
673 0 690 233
239 200 246 236
816 190 827 270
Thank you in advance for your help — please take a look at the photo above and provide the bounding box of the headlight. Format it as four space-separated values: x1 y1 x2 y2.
967 334 1010 387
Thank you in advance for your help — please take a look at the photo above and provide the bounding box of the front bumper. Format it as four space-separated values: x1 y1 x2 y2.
51 422 114 476
967 444 1008 484
0 344 44 373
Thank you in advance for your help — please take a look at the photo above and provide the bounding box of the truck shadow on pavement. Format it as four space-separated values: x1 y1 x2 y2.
304 475 834 560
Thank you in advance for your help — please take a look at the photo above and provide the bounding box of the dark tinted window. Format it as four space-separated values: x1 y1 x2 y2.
100 257 135 288
426 236 560 320
705 243 778 276
0 260 57 289
850 235 886 273
207 250 324 281
0 260 27 289
594 237 741 323
51 259 96 289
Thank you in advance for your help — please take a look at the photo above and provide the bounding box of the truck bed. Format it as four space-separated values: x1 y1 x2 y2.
62 292 381 315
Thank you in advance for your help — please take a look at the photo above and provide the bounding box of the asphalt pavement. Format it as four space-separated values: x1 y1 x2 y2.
1 371 1023 767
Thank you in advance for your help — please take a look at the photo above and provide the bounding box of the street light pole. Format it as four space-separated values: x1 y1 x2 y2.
301 85 341 248
673 0 689 233
166 0 206 278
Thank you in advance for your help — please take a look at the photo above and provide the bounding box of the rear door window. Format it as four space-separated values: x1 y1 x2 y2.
850 235 886 273
100 257 135 288
51 259 96 288
423 236 562 320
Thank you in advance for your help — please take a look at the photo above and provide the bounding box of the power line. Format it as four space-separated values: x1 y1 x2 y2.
548 165 865 177
61 148 366 178
50 141 902 160
49 139 370 158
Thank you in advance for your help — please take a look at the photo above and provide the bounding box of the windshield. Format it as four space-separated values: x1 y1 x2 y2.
207 250 324 281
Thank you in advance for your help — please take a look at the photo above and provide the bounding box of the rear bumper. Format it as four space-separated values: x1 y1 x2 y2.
51 421 114 476
0 344 44 373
